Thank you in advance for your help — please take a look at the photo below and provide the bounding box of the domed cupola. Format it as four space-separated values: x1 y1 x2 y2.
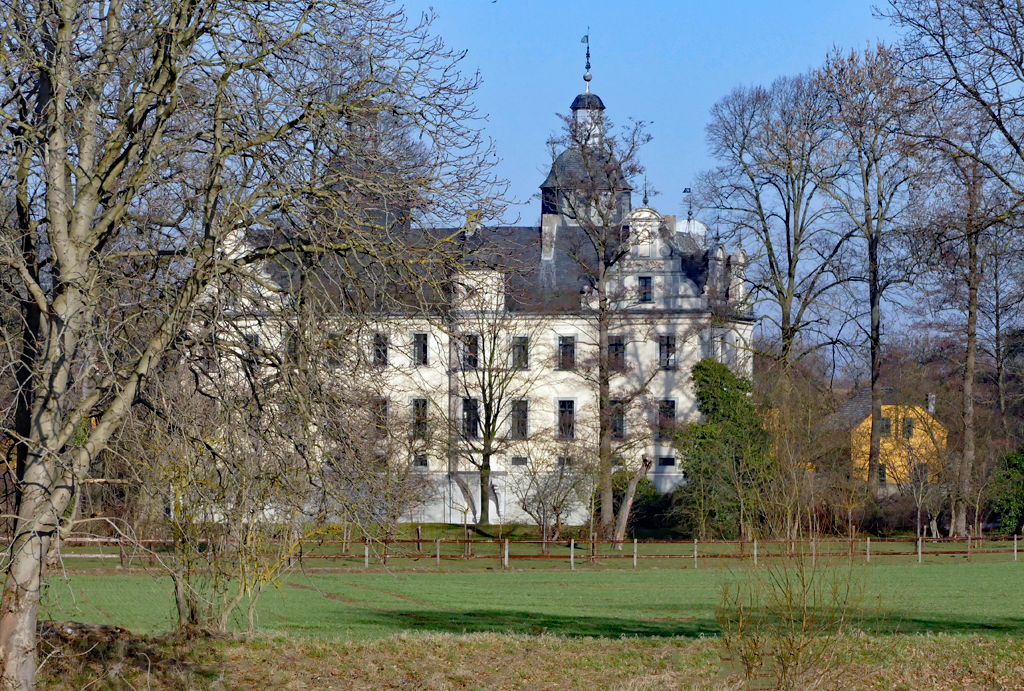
570 91 605 112
539 39 630 222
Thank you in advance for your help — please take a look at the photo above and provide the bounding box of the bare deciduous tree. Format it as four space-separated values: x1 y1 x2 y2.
443 270 548 525
815 46 926 498
0 2 502 687
907 108 1012 535
700 74 852 372
542 107 664 540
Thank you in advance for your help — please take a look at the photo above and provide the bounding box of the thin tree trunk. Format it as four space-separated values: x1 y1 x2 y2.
954 231 979 537
612 457 653 547
479 454 491 526
597 276 614 538
867 229 882 500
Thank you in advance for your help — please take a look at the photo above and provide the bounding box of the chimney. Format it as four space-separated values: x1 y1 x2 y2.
927 393 936 415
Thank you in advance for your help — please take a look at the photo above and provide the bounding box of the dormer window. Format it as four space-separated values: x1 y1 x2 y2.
638 237 651 257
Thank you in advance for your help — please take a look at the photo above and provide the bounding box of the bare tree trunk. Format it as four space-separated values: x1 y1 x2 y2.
612 458 653 547
953 231 980 537
867 229 883 500
479 454 491 526
0 530 46 690
597 279 615 539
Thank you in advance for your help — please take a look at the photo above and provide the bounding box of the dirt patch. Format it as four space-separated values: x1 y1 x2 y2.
286 581 364 606
344 581 434 607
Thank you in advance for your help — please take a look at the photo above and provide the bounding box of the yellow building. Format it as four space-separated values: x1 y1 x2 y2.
828 389 947 491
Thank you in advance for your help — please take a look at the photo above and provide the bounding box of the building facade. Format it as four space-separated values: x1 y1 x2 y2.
368 73 754 526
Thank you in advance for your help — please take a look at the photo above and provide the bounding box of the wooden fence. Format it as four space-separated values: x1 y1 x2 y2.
44 533 1023 570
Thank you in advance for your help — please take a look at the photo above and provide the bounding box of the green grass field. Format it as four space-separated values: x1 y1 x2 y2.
41 562 1024 640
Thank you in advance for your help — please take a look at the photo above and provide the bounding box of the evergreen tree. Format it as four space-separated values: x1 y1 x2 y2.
676 359 773 539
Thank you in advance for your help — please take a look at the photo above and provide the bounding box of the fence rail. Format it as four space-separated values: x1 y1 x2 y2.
42 533 1023 570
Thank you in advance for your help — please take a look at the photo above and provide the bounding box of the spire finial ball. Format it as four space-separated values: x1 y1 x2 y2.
583 71 592 82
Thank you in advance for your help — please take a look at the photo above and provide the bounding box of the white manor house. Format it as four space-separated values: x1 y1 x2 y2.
356 72 753 526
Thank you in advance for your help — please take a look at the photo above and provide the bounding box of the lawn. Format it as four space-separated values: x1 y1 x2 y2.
41 562 1024 639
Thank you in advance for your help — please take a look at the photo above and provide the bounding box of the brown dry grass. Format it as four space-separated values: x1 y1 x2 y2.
37 625 1024 691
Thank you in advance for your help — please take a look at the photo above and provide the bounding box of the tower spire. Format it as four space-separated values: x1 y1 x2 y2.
582 30 592 93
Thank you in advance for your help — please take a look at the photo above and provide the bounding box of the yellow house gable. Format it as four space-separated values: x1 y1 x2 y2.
850 404 947 487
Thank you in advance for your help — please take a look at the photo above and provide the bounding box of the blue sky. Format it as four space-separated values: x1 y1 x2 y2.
400 1 899 225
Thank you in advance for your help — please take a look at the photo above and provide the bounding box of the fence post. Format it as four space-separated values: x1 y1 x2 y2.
383 540 388 567
416 525 422 552
591 533 597 563
504 539 509 570
570 539 575 571
866 536 870 564
811 535 816 568
1015 534 1018 562
753 540 758 567
693 538 698 569
436 538 441 568
967 534 971 563
917 536 922 564
364 539 369 569
633 539 637 569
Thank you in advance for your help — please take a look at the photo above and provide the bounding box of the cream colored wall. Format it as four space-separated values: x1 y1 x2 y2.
369 306 752 524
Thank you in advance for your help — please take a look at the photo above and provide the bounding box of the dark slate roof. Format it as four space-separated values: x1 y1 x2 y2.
540 147 632 191
457 224 708 314
250 219 711 317
571 92 606 111
824 388 901 431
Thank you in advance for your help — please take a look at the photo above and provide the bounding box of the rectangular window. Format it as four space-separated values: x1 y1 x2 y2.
638 276 653 302
657 399 676 441
659 335 677 370
609 335 625 372
511 456 529 466
880 416 892 438
512 336 530 370
412 333 428 366
463 398 479 439
610 400 625 440
372 398 388 438
413 454 428 468
462 334 480 370
912 463 929 485
557 399 575 440
511 400 529 440
878 463 887 484
658 456 676 467
556 456 573 468
557 336 576 371
412 398 428 440
373 333 388 367
902 417 914 439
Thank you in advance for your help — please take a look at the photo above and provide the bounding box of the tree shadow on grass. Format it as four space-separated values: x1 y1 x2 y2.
339 607 1024 640
857 612 1024 636
339 608 721 638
